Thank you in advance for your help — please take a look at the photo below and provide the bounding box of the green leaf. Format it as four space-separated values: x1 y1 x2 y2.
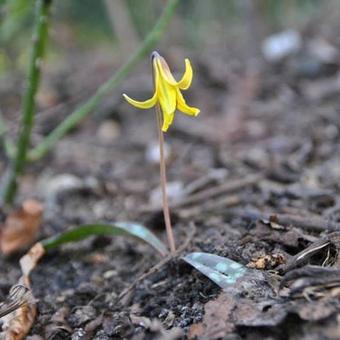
41 222 168 256
182 252 247 289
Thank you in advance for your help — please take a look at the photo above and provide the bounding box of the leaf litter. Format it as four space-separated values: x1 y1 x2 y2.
0 243 45 340
0 200 43 255
2 19 340 338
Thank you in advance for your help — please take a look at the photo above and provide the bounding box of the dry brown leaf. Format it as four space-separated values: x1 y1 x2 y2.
0 285 36 340
45 307 72 338
189 294 236 339
0 200 43 255
247 253 285 270
0 243 46 339
0 285 33 319
1 300 36 340
19 242 45 278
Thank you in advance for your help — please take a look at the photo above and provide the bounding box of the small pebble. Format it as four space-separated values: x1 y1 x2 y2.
145 141 170 164
97 120 121 143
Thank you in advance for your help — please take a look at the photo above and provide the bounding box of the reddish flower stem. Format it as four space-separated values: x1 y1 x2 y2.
155 104 176 253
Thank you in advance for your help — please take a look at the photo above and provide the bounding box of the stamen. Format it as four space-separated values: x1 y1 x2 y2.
151 51 161 60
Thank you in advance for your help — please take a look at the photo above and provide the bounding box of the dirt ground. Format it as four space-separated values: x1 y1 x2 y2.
1 28 340 339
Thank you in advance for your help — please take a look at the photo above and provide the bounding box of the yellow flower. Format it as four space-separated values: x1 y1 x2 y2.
123 51 200 132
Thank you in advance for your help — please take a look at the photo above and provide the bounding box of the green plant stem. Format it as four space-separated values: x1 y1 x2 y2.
0 112 7 137
1 0 52 205
28 0 180 162
0 112 15 158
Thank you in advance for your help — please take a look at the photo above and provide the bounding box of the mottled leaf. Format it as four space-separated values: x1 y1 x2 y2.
41 222 168 256
182 252 247 289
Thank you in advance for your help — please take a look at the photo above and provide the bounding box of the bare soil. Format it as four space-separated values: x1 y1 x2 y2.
1 37 340 339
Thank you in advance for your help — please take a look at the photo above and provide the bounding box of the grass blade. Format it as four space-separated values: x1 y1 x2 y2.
41 222 168 256
28 0 180 161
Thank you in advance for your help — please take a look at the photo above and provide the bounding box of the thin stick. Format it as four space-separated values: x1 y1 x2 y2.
0 110 15 159
1 0 52 205
104 0 139 54
28 0 180 162
118 223 195 303
139 174 261 213
155 104 176 253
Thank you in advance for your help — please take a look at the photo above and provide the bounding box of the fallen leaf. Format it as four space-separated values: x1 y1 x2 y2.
0 200 43 255
84 315 103 339
189 294 236 339
0 242 46 339
0 285 36 340
233 300 287 327
19 242 45 278
295 300 338 321
190 294 289 340
1 302 36 340
0 285 34 319
247 253 285 270
45 307 72 339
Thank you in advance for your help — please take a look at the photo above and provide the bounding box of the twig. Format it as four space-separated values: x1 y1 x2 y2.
117 223 196 303
1 0 52 205
280 232 340 273
281 266 340 287
178 195 241 219
271 213 340 232
140 174 261 212
280 265 340 299
0 110 15 159
233 209 340 232
182 169 228 196
104 0 139 54
167 174 261 208
28 0 180 162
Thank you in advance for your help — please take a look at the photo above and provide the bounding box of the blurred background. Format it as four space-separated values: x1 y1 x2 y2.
1 3 340 338
0 1 336 70
1 0 340 116
1 0 340 178
0 0 334 61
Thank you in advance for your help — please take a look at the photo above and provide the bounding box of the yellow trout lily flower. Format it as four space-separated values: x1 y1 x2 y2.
123 51 200 132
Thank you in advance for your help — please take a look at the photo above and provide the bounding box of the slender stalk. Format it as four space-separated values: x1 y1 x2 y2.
1 0 52 205
155 104 176 253
0 112 7 137
0 111 15 159
104 0 139 54
28 0 180 162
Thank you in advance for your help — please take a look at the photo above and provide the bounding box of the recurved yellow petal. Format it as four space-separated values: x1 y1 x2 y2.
156 57 193 90
123 52 200 132
122 92 157 109
157 75 177 115
176 89 200 116
162 112 175 132
177 59 193 90
156 57 177 86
